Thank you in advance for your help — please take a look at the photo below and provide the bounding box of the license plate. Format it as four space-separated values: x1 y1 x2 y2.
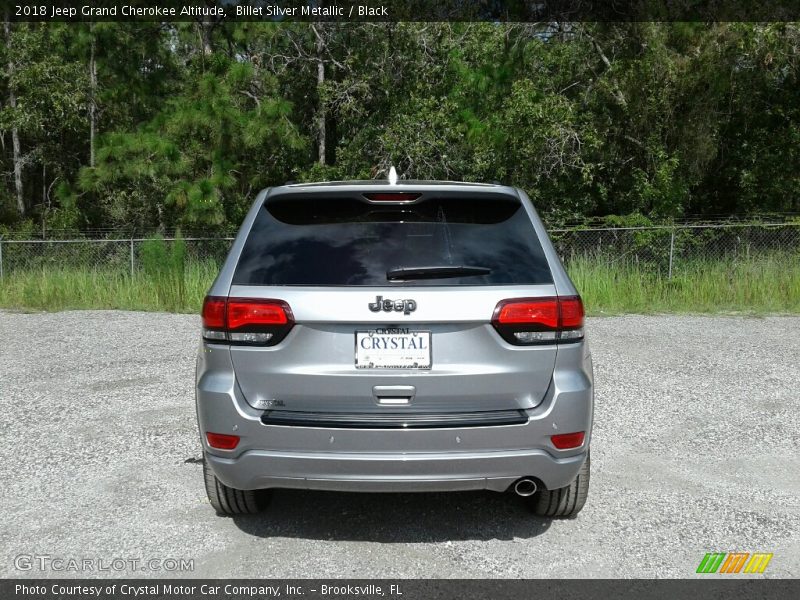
355 330 431 369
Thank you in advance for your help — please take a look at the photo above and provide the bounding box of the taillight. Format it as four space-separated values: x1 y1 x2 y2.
206 432 240 450
551 431 585 450
492 296 584 344
202 296 227 341
201 296 294 345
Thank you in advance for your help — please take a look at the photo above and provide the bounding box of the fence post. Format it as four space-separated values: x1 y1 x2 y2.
668 228 676 279
0 235 4 281
130 237 135 278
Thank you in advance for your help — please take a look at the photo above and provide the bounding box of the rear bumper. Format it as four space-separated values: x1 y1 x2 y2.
205 447 588 493
196 340 594 493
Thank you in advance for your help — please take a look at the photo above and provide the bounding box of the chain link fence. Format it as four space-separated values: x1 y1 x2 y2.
549 222 800 277
0 223 798 280
0 237 235 279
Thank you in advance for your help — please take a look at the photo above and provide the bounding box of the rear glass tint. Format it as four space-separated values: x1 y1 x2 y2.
232 193 553 286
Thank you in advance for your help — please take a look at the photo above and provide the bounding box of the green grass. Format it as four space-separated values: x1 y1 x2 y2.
569 254 800 315
0 254 798 315
0 262 218 313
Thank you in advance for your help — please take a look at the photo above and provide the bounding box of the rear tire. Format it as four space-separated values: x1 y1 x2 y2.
530 452 590 518
203 455 270 515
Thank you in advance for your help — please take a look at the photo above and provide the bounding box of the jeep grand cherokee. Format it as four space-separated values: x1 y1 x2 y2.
196 179 593 517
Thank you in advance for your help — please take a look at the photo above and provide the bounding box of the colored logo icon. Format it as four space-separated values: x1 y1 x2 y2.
697 552 773 574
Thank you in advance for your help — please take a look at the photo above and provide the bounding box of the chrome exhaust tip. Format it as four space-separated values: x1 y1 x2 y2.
514 478 538 497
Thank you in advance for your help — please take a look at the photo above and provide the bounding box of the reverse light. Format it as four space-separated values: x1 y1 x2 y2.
551 431 586 450
229 332 273 343
513 331 558 343
201 296 294 345
492 296 584 345
205 432 240 450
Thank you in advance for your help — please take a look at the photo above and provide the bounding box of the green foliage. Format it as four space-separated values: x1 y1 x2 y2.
1 22 799 231
138 233 186 310
79 58 305 229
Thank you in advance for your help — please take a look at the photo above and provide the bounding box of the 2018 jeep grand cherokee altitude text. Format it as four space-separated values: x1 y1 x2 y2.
196 180 593 517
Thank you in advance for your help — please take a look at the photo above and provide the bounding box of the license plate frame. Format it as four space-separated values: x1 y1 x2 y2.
354 329 432 370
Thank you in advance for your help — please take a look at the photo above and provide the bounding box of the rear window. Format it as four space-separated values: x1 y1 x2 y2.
232 193 553 286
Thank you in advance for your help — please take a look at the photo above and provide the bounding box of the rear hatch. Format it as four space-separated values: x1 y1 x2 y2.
221 187 559 416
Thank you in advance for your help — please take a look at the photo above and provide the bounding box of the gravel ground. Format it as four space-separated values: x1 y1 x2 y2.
0 311 798 579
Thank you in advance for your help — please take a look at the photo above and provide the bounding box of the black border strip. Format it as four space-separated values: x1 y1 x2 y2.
9 1 800 23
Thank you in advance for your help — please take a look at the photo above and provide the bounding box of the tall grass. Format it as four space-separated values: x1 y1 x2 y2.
0 261 217 313
0 253 798 315
568 253 800 314
139 234 187 311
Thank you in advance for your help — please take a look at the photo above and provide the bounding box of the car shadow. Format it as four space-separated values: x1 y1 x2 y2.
232 489 552 542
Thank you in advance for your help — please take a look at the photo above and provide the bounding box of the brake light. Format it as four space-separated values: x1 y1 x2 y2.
206 432 240 450
364 192 421 202
492 296 584 344
201 296 294 345
551 431 585 450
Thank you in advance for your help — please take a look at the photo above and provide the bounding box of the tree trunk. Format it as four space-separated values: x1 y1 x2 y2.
10 123 22 216
314 24 326 166
4 14 24 217
89 22 97 168
42 164 46 238
200 18 213 56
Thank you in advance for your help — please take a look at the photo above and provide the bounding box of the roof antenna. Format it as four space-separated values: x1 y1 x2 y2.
388 165 397 185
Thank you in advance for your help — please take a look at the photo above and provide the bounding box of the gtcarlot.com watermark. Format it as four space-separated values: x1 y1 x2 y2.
14 554 194 573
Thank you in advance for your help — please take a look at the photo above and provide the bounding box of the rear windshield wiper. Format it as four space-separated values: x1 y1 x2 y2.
386 265 492 280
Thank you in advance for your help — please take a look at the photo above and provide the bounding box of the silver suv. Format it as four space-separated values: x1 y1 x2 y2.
196 179 593 517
